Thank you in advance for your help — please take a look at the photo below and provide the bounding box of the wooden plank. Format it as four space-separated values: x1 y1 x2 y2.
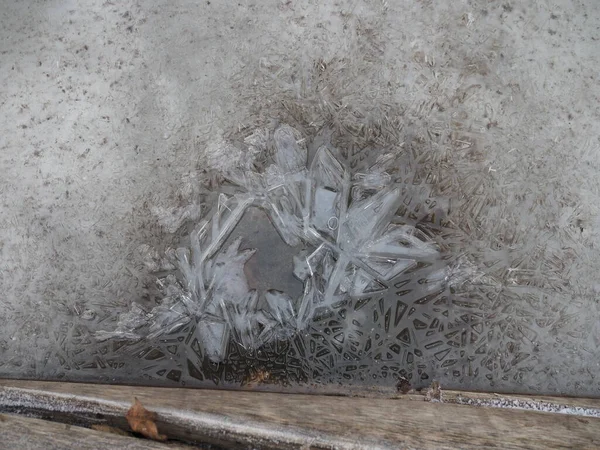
1 380 600 449
0 412 202 450
440 389 600 414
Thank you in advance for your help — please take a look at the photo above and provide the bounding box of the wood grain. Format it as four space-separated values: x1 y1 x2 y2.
0 413 201 450
1 380 600 449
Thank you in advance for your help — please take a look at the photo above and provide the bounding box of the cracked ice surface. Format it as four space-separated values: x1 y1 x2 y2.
97 125 443 362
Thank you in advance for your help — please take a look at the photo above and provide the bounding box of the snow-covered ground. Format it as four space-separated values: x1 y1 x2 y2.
1 0 599 396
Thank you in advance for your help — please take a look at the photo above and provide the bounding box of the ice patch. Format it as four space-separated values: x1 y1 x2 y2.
96 125 444 362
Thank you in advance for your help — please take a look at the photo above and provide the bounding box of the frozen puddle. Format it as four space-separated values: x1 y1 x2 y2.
96 124 450 380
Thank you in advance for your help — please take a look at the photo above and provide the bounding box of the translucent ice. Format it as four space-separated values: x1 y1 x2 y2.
97 124 442 363
265 290 296 328
273 125 307 174
95 304 148 342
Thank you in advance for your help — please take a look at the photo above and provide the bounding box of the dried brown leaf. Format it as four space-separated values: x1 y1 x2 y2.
395 376 412 394
125 397 167 441
242 368 270 387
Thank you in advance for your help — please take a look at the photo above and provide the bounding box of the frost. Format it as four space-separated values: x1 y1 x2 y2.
151 204 203 234
273 125 307 173
97 125 443 362
95 304 148 342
